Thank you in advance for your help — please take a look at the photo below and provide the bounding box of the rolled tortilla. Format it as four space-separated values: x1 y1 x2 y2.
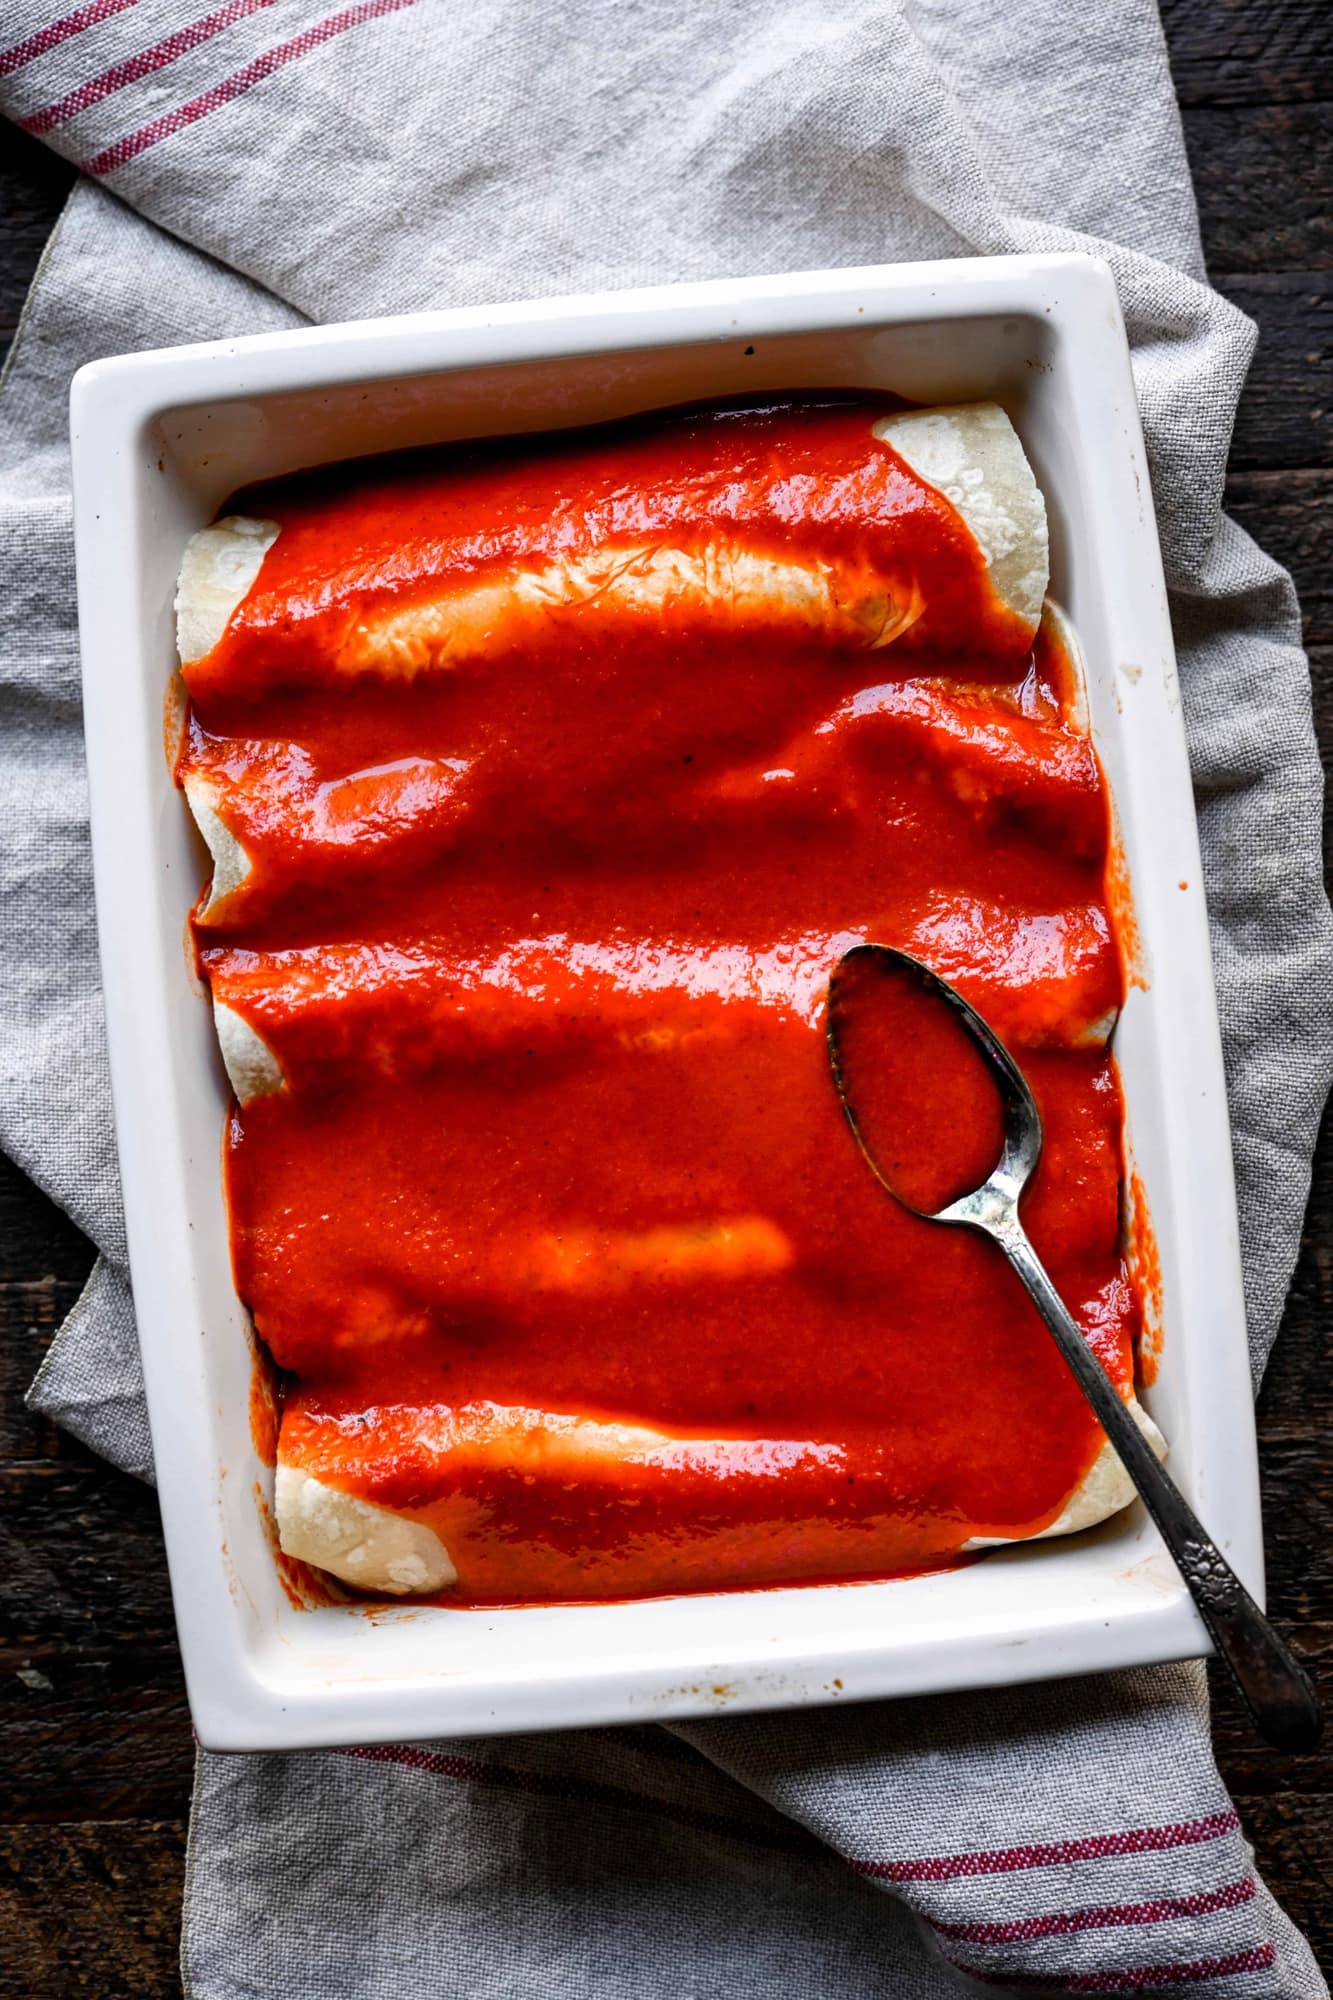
264 1216 796 1355
509 1217 793 1291
723 671 1102 856
276 1394 1165 1599
276 1406 847 1597
176 515 279 666
202 908 1119 1105
341 544 927 678
1040 594 1091 733
275 1461 456 1595
179 666 1098 929
175 403 1055 928
275 1407 838 1597
965 1395 1167 1548
212 998 283 1101
175 401 1048 691
182 773 253 922
179 751 473 930
872 404 1048 633
903 895 1118 1052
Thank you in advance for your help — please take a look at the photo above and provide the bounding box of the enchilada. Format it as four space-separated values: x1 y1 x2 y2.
174 394 1161 1601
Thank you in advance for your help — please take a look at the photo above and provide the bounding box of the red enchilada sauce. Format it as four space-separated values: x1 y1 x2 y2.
178 396 1140 1602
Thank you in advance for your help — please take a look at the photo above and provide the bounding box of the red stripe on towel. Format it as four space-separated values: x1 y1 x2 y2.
339 1743 821 1859
931 1878 1256 1945
81 0 420 173
342 1749 1266 1982
344 1747 1242 1895
850 1809 1241 1882
23 0 279 134
1 0 138 76
957 1943 1276 1990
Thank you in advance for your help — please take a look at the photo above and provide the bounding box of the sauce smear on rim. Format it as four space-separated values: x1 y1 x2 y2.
179 395 1142 1603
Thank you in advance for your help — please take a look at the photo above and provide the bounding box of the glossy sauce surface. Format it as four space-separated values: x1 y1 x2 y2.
180 396 1139 1603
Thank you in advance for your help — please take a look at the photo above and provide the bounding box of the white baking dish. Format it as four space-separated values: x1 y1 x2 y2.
69 253 1259 1752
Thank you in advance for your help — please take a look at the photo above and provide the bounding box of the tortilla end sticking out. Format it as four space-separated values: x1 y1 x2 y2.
182 774 253 919
274 1462 457 1595
964 1396 1167 1550
1075 1007 1120 1050
176 515 280 666
213 999 284 1103
1039 594 1091 732
275 1394 1164 1597
873 403 1049 632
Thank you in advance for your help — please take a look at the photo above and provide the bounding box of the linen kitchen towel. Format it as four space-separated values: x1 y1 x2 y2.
2 2 1330 1994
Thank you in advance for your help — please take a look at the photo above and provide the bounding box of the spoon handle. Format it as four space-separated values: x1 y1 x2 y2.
996 1221 1321 1752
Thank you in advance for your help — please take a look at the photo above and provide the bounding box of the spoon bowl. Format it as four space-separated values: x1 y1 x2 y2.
827 942 1041 1228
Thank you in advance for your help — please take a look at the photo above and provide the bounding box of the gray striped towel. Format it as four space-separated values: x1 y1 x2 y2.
3 1 1330 1992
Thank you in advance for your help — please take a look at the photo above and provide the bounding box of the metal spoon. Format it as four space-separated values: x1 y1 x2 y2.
826 942 1321 1753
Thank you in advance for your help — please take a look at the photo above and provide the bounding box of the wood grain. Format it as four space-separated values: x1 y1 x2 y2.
4 1823 187 1999
2 6 1332 1989
1227 474 1333 646
0 125 71 358
1160 0 1333 107
1224 273 1331 471
1181 105 1332 272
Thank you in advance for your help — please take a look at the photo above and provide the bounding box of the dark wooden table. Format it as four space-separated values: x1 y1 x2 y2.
3 7 1331 1989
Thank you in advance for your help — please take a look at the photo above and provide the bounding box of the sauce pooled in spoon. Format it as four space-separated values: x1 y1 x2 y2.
828 946 1008 1215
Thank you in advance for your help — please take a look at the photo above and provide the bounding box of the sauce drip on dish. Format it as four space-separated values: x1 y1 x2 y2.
178 395 1142 1603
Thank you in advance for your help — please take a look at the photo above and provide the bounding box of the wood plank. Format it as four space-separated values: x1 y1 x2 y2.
1182 103 1332 273
0 124 72 362
1160 0 1333 108
1246 1435 1333 1627
1211 1636 1333 1799
1 1821 186 2000
0 1460 192 1824
0 1155 94 1463
0 1279 80 1465
1226 473 1333 646
2 1666 194 1827
0 1151 90 1289
1220 272 1331 472
1 1460 180 1655
1248 1052 1333 1442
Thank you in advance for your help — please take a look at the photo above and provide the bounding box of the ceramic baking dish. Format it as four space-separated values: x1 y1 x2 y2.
68 253 1259 1752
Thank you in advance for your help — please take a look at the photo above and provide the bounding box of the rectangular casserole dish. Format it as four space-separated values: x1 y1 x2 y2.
69 252 1260 1751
